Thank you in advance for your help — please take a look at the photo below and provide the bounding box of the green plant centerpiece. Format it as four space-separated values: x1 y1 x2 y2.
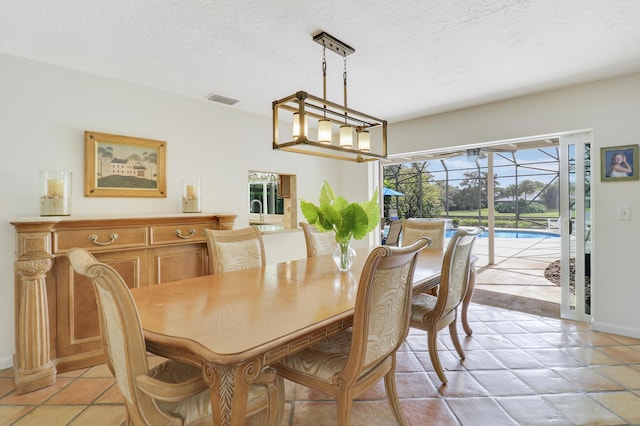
301 180 379 271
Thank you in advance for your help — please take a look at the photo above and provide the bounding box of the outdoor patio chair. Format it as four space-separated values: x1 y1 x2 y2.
383 220 402 246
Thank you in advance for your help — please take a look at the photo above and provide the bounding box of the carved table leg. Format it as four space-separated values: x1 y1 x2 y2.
14 258 56 394
204 360 261 426
461 260 477 336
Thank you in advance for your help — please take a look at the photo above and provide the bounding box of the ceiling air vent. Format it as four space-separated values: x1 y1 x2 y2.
205 93 239 105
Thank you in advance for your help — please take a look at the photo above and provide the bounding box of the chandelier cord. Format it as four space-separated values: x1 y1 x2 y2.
322 44 327 118
343 55 348 123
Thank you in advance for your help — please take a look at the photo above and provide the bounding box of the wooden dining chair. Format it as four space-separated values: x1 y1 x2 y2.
275 238 431 426
409 227 482 384
67 247 283 425
401 218 446 251
300 222 335 257
383 219 402 246
204 226 266 274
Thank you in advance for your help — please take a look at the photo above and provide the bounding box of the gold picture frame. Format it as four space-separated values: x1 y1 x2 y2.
84 131 167 197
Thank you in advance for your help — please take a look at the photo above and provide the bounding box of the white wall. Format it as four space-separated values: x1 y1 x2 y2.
388 72 640 338
0 53 370 367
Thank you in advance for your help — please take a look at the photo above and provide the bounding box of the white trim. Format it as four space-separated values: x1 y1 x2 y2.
0 356 12 369
591 321 640 339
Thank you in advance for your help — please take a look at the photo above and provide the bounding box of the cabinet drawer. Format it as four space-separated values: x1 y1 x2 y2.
53 227 148 253
150 223 209 245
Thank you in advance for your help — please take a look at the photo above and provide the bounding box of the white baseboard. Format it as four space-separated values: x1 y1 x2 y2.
591 320 640 339
0 356 13 370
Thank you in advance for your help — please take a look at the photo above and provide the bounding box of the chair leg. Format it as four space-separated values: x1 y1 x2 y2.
336 390 353 426
428 329 447 384
267 375 284 425
449 319 465 360
384 369 407 425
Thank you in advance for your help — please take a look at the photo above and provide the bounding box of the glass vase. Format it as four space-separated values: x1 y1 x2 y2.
333 241 356 271
40 170 71 216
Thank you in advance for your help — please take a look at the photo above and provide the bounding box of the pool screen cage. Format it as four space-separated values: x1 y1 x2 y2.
381 143 564 230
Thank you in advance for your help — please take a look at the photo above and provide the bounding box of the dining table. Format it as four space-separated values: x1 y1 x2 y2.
129 246 477 426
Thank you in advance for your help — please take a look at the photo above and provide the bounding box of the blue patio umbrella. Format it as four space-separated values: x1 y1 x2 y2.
383 187 405 196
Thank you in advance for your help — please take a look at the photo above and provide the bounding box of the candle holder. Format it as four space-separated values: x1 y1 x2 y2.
182 179 201 213
40 170 71 216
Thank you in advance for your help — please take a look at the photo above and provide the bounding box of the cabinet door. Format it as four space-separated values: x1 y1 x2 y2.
148 243 209 284
55 250 147 371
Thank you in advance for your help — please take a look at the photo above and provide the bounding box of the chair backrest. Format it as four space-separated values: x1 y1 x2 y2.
384 220 402 246
67 248 169 424
401 219 446 251
342 238 430 380
299 222 335 257
204 226 266 274
432 228 482 318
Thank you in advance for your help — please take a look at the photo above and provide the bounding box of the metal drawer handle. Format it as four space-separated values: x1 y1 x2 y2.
175 228 196 239
88 233 119 246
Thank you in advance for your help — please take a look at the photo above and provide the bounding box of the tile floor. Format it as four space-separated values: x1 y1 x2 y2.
1 303 640 425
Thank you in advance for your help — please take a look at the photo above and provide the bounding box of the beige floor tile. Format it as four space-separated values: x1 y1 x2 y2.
394 351 422 372
503 332 553 349
552 367 624 392
69 405 126 425
57 368 89 378
0 378 16 399
0 378 73 405
575 331 627 346
447 397 516 425
401 398 458 426
430 371 488 397
459 349 506 370
594 365 640 389
394 372 439 398
471 370 534 396
81 362 113 378
590 391 640 424
94 383 125 404
0 406 34 424
488 349 544 369
526 348 586 368
496 395 568 425
47 378 115 405
290 400 399 426
544 393 624 425
562 346 623 366
13 405 85 426
597 345 640 363
515 368 578 394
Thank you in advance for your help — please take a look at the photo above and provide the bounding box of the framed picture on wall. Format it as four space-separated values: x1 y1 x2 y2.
84 131 167 197
600 144 639 182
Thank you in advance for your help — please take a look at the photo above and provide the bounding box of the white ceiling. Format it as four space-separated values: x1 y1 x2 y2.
2 1 640 123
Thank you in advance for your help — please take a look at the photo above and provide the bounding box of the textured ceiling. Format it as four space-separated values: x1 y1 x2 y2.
2 0 640 123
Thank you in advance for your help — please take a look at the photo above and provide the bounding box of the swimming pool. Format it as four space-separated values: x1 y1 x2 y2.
445 229 560 239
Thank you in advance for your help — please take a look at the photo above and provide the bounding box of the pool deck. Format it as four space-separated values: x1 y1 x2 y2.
469 235 562 318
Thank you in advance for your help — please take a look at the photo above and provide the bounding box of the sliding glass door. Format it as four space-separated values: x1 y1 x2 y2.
559 132 592 321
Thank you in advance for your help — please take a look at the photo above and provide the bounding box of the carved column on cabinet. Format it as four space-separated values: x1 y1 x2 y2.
13 225 56 394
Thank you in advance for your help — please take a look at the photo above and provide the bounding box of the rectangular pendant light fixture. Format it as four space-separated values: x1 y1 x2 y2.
272 32 387 163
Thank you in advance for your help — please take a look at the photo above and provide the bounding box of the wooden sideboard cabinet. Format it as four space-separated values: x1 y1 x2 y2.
10 213 236 394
